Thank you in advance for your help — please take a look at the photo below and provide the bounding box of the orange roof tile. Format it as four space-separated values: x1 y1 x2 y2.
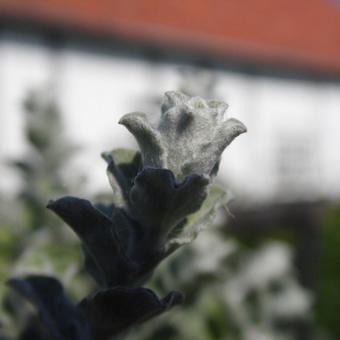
1 0 340 74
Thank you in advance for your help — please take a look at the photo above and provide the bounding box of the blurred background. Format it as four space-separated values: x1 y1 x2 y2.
0 1 339 339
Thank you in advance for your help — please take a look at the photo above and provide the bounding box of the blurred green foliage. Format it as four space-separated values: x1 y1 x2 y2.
316 206 340 339
0 88 90 338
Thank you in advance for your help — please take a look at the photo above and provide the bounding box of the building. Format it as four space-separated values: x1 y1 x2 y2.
1 0 340 203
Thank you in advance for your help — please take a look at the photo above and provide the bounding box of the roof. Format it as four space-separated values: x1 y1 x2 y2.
1 0 340 74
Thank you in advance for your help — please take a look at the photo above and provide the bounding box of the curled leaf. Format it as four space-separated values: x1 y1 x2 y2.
101 148 141 209
80 287 184 339
129 168 209 251
166 185 229 254
8 276 183 340
47 197 136 287
7 276 89 340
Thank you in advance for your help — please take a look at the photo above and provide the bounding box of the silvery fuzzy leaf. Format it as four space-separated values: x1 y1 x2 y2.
165 185 229 254
46 197 137 287
119 112 167 169
7 276 89 340
128 168 209 252
79 287 184 339
101 149 142 209
120 91 246 180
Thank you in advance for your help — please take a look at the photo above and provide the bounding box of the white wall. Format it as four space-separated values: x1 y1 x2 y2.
1 31 340 203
